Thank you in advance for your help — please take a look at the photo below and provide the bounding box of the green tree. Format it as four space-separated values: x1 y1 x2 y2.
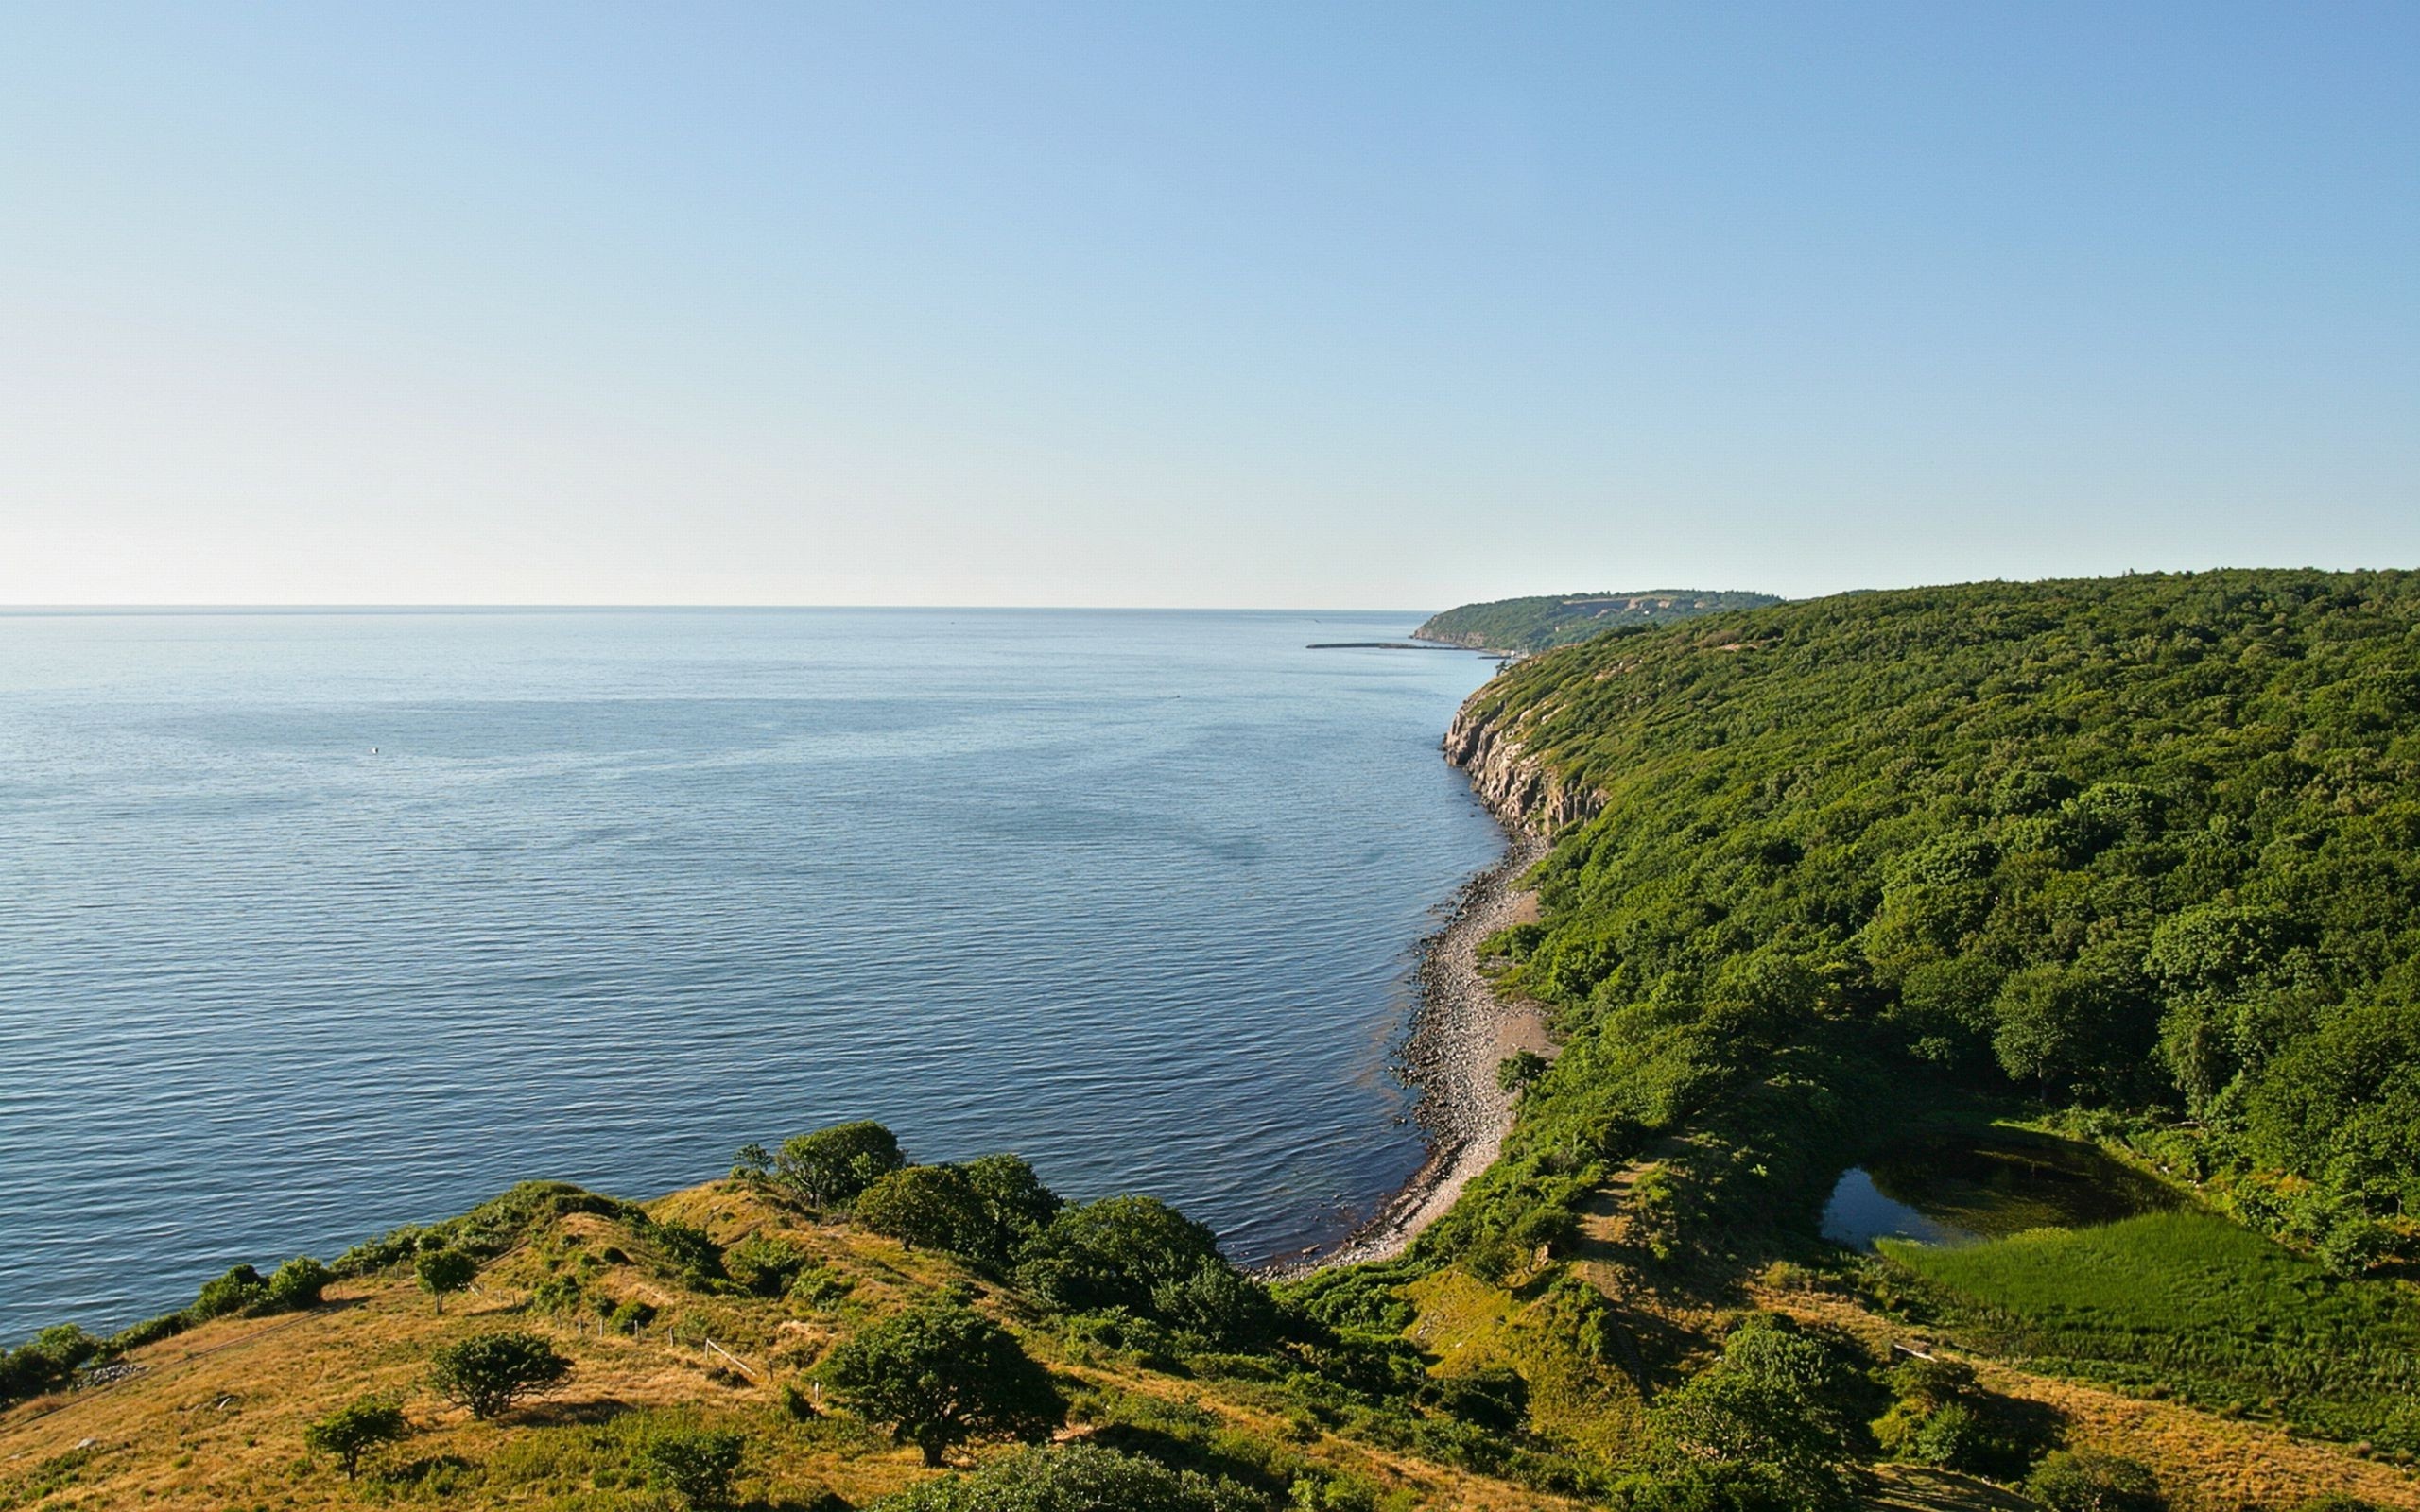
817 1300 1063 1466
1635 1314 1860 1509
416 1248 476 1314
638 1423 747 1508
428 1331 572 1420
960 1152 1063 1241
730 1142 772 1180
856 1165 994 1257
304 1398 408 1480
2024 1449 2163 1512
775 1120 906 1208
1015 1194 1270 1341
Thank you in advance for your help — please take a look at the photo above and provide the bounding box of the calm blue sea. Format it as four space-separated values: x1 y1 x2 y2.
0 609 1502 1342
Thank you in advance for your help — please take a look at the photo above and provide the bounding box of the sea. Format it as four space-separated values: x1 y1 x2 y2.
0 608 1504 1343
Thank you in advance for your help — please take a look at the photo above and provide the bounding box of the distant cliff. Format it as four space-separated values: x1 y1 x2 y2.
1413 589 1780 654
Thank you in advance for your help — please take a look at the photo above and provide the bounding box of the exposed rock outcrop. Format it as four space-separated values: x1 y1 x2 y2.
1443 698 1603 834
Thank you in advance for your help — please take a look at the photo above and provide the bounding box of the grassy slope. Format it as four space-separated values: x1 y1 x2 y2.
0 1183 1580 1512
1882 1211 2420 1445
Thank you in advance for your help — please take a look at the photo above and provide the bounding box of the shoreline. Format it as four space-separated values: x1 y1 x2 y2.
1269 824 1551 1277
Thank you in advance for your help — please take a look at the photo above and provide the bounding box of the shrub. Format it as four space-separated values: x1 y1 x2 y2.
788 1264 855 1309
189 1264 268 1321
304 1398 408 1480
0 1324 103 1407
774 1120 905 1208
817 1300 1063 1465
868 1442 1271 1511
416 1248 477 1314
723 1234 809 1297
266 1255 334 1310
1496 1050 1548 1093
2025 1450 2164 1512
428 1331 573 1419
638 1423 747 1508
646 1220 725 1284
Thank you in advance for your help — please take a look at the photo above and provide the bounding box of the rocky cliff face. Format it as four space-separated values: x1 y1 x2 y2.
1443 697 1602 834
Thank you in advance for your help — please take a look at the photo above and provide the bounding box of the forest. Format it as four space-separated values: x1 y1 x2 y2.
1443 569 2419 1276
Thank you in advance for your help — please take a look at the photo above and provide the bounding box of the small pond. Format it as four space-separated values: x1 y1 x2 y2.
1820 1131 2180 1250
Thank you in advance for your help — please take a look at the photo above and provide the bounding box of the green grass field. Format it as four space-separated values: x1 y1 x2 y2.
1882 1211 2420 1453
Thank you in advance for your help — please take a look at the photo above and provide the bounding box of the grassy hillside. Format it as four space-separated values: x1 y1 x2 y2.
1412 591 1782 653
1 1169 1593 1512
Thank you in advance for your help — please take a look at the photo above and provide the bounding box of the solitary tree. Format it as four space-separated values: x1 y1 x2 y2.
774 1120 905 1208
304 1398 408 1480
416 1248 477 1315
428 1331 572 1420
817 1301 1062 1465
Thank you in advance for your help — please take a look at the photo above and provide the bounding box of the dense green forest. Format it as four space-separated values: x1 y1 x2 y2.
1444 570 2420 1270
1413 591 1782 653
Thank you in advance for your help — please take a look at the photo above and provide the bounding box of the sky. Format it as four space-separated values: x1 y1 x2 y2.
2 3 2414 609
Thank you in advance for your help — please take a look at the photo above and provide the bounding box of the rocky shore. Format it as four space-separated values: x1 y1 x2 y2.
1274 826 1553 1275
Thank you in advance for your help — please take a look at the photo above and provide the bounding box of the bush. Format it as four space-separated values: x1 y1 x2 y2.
868 1442 1272 1511
428 1331 573 1419
267 1255 334 1310
1496 1050 1548 1093
304 1398 408 1480
817 1300 1063 1465
646 1220 725 1284
189 1264 268 1321
774 1120 905 1208
638 1423 747 1508
0 1324 103 1407
723 1234 809 1297
2025 1450 2164 1512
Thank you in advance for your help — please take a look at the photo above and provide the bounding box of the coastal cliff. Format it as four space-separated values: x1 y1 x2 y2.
1442 695 1601 835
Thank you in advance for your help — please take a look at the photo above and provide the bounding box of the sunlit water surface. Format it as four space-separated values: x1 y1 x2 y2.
0 609 1503 1340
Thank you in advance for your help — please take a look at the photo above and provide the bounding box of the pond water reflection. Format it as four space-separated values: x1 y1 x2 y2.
1821 1132 2179 1250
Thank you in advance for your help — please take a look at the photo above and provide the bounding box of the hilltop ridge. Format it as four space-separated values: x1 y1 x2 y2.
1413 591 1782 654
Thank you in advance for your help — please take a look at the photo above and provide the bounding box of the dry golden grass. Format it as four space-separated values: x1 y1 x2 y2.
0 1180 1589 1511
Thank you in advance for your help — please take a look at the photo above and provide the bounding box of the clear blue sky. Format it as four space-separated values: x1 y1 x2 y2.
4 3 2413 607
